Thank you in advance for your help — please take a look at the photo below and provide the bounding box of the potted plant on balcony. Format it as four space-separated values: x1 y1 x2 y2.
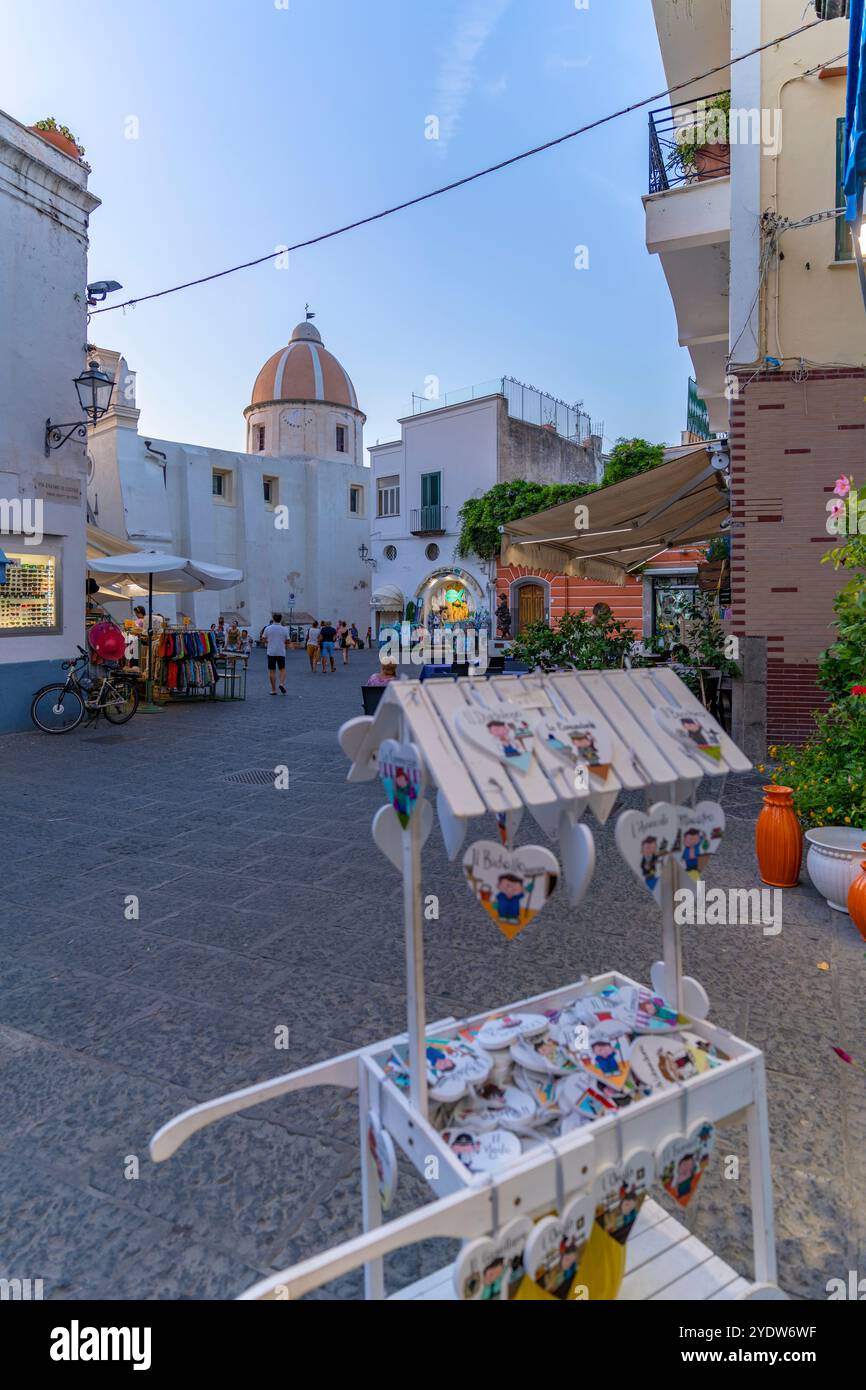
667 92 731 183
29 117 85 161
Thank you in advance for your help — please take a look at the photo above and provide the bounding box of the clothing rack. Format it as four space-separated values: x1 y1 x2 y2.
153 626 219 700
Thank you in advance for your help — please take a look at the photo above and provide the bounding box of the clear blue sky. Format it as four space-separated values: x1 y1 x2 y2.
2 0 692 457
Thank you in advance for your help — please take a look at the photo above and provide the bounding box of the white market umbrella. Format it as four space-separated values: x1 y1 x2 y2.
87 552 243 634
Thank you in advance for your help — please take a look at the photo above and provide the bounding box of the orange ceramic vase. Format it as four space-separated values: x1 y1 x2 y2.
755 785 802 888
847 847 866 942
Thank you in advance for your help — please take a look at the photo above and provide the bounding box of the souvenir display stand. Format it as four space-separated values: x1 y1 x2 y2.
152 626 219 701
150 668 784 1302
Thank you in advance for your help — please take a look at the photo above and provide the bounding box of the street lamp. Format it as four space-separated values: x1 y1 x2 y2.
358 543 377 568
45 359 115 456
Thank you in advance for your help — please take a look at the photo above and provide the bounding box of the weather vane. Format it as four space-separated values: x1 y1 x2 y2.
305 303 315 321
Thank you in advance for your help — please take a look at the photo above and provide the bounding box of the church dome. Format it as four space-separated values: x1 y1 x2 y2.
250 322 360 411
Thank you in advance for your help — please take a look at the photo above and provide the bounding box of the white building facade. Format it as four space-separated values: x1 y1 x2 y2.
0 110 99 733
368 381 602 637
87 322 371 634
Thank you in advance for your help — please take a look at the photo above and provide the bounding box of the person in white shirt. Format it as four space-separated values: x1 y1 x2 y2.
306 622 322 673
261 612 291 695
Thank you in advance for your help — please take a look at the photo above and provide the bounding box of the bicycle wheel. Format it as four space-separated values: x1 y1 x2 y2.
30 684 85 733
101 680 140 724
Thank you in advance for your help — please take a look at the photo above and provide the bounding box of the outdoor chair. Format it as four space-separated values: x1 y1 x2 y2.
362 685 386 715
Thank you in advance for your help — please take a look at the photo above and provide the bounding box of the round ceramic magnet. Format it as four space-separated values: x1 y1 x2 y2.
366 1111 397 1212
473 1081 538 1129
476 1013 548 1050
510 1035 579 1076
442 1127 522 1176
452 1216 532 1300
426 1038 492 1102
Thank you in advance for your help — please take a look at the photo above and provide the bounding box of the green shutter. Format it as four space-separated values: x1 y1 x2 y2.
836 117 852 263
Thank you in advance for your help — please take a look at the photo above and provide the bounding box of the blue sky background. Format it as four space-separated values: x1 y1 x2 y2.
2 0 691 457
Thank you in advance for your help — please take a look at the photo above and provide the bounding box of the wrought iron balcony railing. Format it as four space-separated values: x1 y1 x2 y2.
649 91 731 195
410 505 447 535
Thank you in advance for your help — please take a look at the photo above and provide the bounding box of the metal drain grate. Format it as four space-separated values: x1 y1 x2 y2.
221 768 277 786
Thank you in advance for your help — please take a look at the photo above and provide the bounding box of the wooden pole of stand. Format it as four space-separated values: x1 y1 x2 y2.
400 713 428 1120
659 851 684 1013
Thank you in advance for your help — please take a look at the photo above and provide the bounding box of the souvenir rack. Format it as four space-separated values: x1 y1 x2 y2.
150 667 784 1301
152 626 219 701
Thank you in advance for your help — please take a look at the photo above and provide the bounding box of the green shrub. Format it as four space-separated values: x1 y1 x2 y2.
511 609 641 673
768 695 866 831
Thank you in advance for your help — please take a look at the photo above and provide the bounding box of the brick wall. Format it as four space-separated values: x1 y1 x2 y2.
729 368 866 744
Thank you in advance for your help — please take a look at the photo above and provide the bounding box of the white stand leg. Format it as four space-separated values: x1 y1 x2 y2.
358 1064 385 1300
659 852 684 1013
401 715 428 1120
747 1054 777 1287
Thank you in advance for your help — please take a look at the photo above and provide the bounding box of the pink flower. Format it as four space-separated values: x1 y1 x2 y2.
834 476 852 497
830 500 845 517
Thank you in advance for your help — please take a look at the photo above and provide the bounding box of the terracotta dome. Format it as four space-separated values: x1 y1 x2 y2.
250 322 359 410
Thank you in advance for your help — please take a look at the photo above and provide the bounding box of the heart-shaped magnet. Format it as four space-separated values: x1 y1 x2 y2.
614 802 681 904
452 1216 532 1300
378 738 425 829
593 1149 654 1244
442 1127 523 1178
455 706 536 774
510 1034 579 1075
578 1030 632 1090
656 1120 715 1208
675 801 725 883
655 704 725 767
558 814 596 908
462 840 559 940
650 962 709 1021
436 788 467 861
366 1111 397 1212
523 1193 593 1300
372 800 433 871
538 715 613 784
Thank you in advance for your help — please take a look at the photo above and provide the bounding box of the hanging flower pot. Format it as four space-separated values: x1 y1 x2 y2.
755 785 802 888
29 119 84 162
693 142 730 181
847 847 866 940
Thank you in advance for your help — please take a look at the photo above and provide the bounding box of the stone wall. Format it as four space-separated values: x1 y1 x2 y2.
496 399 601 486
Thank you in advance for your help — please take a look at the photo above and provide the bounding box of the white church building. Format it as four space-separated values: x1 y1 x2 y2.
87 320 371 632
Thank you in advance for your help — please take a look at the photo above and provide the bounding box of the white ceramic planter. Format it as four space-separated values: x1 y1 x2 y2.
804 827 866 913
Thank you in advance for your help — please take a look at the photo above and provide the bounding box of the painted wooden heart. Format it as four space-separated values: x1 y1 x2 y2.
495 806 523 849
558 813 596 908
656 1120 715 1209
675 801 725 884
372 800 433 871
455 706 536 773
523 1193 593 1300
452 1216 533 1300
462 839 559 940
538 715 613 784
614 802 681 905
655 704 725 766
377 738 424 829
593 1149 654 1245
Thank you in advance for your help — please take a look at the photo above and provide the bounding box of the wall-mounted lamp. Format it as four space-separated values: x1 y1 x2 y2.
358 543 377 569
45 359 115 456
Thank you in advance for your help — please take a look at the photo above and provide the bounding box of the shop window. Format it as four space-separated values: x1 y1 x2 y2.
336 424 348 453
652 574 700 635
0 551 60 635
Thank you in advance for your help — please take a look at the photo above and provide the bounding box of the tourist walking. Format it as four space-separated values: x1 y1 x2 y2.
306 620 321 672
366 626 372 649
262 612 291 694
350 622 360 650
319 619 337 673
339 619 351 666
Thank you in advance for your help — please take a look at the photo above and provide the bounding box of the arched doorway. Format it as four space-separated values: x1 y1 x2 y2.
512 580 548 634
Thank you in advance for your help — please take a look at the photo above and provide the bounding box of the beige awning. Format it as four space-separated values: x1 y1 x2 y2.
501 444 729 585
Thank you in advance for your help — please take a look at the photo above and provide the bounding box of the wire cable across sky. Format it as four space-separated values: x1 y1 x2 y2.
91 17 822 317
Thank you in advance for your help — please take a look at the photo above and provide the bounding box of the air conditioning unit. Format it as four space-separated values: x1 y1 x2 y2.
815 0 849 20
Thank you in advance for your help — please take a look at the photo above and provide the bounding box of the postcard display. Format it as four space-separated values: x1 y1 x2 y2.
150 667 784 1301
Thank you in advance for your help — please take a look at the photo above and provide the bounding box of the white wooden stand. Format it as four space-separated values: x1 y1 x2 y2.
150 670 783 1301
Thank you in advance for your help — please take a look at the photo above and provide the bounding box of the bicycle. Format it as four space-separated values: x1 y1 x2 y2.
30 645 140 734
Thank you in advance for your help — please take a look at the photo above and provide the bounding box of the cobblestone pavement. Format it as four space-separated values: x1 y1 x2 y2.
0 648 863 1299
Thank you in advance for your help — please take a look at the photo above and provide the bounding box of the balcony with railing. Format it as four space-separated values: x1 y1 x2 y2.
648 91 731 195
686 378 719 443
411 375 601 445
410 504 448 535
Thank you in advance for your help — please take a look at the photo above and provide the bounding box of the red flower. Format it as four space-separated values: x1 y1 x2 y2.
851 686 866 697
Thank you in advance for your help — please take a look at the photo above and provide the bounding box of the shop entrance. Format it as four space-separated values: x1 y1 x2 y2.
517 582 545 632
